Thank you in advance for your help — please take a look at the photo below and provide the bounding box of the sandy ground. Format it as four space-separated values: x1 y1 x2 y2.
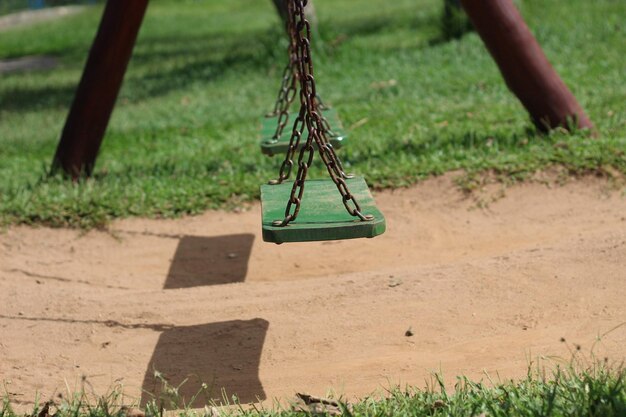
0 6 85 74
0 6 85 32
1 174 625 409
0 55 58 74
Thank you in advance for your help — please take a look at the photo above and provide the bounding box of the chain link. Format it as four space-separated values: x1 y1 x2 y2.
266 13 299 142
267 2 337 143
271 0 373 227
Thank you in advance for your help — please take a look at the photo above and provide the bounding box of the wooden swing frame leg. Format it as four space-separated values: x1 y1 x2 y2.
460 0 593 132
51 0 149 179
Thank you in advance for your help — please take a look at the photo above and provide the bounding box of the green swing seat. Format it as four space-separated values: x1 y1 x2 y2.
261 176 386 244
260 108 347 156
260 0 385 244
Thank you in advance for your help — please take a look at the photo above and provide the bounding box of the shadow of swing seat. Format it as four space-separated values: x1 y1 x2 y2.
140 319 269 407
165 234 254 289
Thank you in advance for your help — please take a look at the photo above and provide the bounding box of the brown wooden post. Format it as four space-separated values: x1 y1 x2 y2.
271 0 289 23
51 0 149 178
271 0 317 33
459 0 593 132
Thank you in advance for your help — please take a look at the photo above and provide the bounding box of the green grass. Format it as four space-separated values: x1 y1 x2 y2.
1 362 624 417
0 0 624 228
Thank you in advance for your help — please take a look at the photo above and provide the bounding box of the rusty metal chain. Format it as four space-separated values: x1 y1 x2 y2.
271 1 351 184
266 61 296 119
266 13 299 142
271 0 373 227
267 2 333 142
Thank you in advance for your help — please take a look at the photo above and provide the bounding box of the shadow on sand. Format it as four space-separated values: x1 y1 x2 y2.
164 234 255 289
141 319 269 407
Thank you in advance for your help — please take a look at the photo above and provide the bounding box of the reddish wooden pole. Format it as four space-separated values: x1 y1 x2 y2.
52 0 149 178
460 0 593 132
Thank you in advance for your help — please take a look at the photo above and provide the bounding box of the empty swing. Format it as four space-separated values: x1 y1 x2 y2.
260 3 346 156
260 0 385 244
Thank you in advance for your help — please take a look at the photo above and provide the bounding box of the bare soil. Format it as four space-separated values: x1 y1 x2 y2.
0 6 85 32
1 174 625 409
0 55 58 74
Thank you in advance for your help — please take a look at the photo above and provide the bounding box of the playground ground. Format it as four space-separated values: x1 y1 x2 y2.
1 173 624 408
1 0 625 412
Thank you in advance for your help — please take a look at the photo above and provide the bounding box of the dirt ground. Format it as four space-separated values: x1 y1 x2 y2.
1 174 625 409
0 6 85 32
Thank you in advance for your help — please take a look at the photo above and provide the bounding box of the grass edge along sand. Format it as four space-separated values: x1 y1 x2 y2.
2 353 625 417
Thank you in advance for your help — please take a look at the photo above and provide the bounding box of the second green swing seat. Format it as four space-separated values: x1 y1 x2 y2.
260 108 347 156
261 177 386 244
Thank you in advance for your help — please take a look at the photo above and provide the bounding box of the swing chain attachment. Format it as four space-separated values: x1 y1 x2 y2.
271 0 373 227
266 0 335 144
266 13 298 143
